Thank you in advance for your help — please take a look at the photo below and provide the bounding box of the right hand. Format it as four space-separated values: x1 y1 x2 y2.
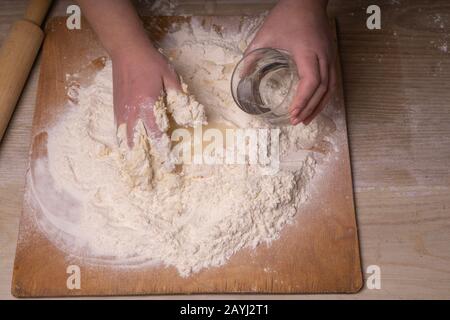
112 45 181 147
245 0 336 126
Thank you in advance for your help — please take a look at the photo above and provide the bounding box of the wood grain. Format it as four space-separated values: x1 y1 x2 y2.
1 0 450 299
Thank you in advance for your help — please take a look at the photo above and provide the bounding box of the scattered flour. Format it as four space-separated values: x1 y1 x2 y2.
166 81 207 127
31 17 336 276
438 42 448 53
146 81 207 170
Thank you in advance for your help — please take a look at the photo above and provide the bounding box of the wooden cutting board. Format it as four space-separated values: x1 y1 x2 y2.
12 16 362 297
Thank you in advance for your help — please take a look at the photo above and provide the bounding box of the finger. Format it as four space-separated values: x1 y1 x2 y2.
239 51 259 79
115 102 138 149
126 117 137 149
292 57 329 124
303 95 328 126
114 106 125 129
303 97 327 126
163 65 182 92
139 99 164 140
304 63 337 125
113 92 126 131
240 42 262 78
243 39 258 56
288 55 321 122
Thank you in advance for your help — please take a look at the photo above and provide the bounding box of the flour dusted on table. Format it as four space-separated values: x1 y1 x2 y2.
167 81 207 127
33 17 336 276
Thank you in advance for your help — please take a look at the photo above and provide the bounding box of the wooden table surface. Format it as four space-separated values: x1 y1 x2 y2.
1 0 449 299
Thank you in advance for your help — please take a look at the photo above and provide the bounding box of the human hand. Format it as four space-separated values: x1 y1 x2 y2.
112 45 181 147
246 0 337 125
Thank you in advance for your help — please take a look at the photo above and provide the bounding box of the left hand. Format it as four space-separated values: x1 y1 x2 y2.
112 45 182 148
246 0 337 125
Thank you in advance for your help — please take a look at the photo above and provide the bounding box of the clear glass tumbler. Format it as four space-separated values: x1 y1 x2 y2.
231 48 299 125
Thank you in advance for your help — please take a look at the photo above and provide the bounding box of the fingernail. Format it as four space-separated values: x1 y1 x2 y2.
290 110 301 119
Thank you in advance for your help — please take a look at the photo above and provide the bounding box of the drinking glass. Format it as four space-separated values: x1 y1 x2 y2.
231 48 299 125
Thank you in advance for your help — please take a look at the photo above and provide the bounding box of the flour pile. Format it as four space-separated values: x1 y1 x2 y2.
33 17 335 276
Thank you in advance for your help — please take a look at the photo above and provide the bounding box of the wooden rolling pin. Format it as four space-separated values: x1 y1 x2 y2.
0 0 52 142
